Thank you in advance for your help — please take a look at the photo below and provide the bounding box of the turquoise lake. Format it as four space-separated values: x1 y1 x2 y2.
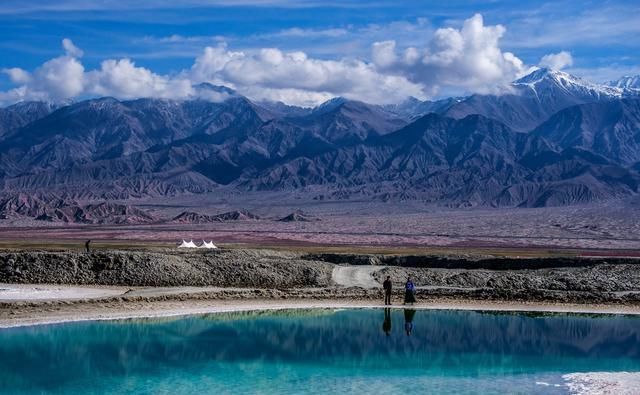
0 308 639 394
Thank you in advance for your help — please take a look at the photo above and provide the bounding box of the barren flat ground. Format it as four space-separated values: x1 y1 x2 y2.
2 198 639 327
1 197 639 253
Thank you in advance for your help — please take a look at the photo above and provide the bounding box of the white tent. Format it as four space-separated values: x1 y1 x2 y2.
177 239 198 248
200 241 218 249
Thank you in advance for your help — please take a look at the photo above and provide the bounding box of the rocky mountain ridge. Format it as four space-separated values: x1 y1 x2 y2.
0 69 639 209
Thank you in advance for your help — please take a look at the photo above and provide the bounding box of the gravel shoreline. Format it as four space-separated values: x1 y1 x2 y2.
3 296 640 329
2 248 640 327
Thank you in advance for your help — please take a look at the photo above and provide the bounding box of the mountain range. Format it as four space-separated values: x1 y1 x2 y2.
0 68 639 216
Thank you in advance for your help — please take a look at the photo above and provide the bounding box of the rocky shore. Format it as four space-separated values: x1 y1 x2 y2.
0 249 334 288
1 249 640 306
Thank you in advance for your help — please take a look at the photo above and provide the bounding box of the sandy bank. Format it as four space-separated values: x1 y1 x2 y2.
3 294 640 329
0 283 128 301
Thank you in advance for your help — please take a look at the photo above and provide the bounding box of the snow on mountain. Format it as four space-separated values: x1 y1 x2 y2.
444 68 639 132
606 75 640 90
514 68 624 99
1 72 640 207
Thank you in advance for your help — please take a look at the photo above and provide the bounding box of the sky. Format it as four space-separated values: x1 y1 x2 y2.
0 0 639 106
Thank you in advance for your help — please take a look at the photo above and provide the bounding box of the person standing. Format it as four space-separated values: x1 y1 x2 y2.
85 239 91 253
404 276 416 305
383 276 392 305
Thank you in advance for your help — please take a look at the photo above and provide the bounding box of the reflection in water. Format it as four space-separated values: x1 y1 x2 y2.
382 308 392 336
0 308 639 393
404 309 416 336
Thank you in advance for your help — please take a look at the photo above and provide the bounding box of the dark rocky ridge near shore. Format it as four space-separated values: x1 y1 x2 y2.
0 250 334 288
2 249 640 304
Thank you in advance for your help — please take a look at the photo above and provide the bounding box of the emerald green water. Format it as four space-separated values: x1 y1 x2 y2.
0 308 639 394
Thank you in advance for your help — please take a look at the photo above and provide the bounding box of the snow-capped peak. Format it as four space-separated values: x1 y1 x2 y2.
513 67 624 98
606 75 640 90
515 68 598 90
514 67 572 84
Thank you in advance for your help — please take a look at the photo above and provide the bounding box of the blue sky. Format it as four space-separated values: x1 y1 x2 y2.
0 0 639 106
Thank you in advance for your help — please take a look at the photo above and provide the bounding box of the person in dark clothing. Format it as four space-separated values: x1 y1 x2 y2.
383 276 392 305
85 239 91 253
404 277 416 305
382 308 392 336
404 309 416 336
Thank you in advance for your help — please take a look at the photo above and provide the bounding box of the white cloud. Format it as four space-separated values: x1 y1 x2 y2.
34 55 85 99
0 87 29 104
371 41 397 68
86 59 193 100
371 14 526 95
263 27 349 38
137 34 226 44
539 51 573 70
0 14 571 107
1 50 85 102
62 38 84 57
1 39 194 104
2 67 31 84
189 43 425 105
2 38 422 107
238 87 334 107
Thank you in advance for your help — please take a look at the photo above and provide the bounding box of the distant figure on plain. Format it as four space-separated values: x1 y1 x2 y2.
85 239 91 253
382 308 392 336
383 276 392 305
404 309 416 336
404 277 416 305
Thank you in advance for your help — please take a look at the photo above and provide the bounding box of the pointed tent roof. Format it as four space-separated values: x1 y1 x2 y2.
177 239 198 248
202 241 218 249
197 240 218 249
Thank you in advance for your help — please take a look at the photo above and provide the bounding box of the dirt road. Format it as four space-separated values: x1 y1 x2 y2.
331 265 381 288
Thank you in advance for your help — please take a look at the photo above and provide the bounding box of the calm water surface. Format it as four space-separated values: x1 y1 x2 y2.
0 308 639 394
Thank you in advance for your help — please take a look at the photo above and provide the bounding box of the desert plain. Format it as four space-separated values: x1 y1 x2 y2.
1 197 640 327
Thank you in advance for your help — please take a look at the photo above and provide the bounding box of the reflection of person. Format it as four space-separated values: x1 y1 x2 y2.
382 308 392 336
404 309 416 336
404 277 416 305
85 239 91 253
383 276 392 305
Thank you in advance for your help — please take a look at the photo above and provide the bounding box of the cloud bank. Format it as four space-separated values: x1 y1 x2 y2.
371 14 526 95
1 14 538 106
189 44 424 105
539 51 573 70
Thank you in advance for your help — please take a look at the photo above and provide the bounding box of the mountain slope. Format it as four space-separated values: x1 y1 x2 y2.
445 68 635 132
244 113 542 187
285 98 407 144
0 96 266 177
532 99 640 166
0 80 639 208
0 193 157 224
607 75 640 90
239 112 638 207
0 101 55 138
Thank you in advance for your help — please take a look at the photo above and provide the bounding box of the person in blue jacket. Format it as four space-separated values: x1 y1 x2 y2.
404 276 416 305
